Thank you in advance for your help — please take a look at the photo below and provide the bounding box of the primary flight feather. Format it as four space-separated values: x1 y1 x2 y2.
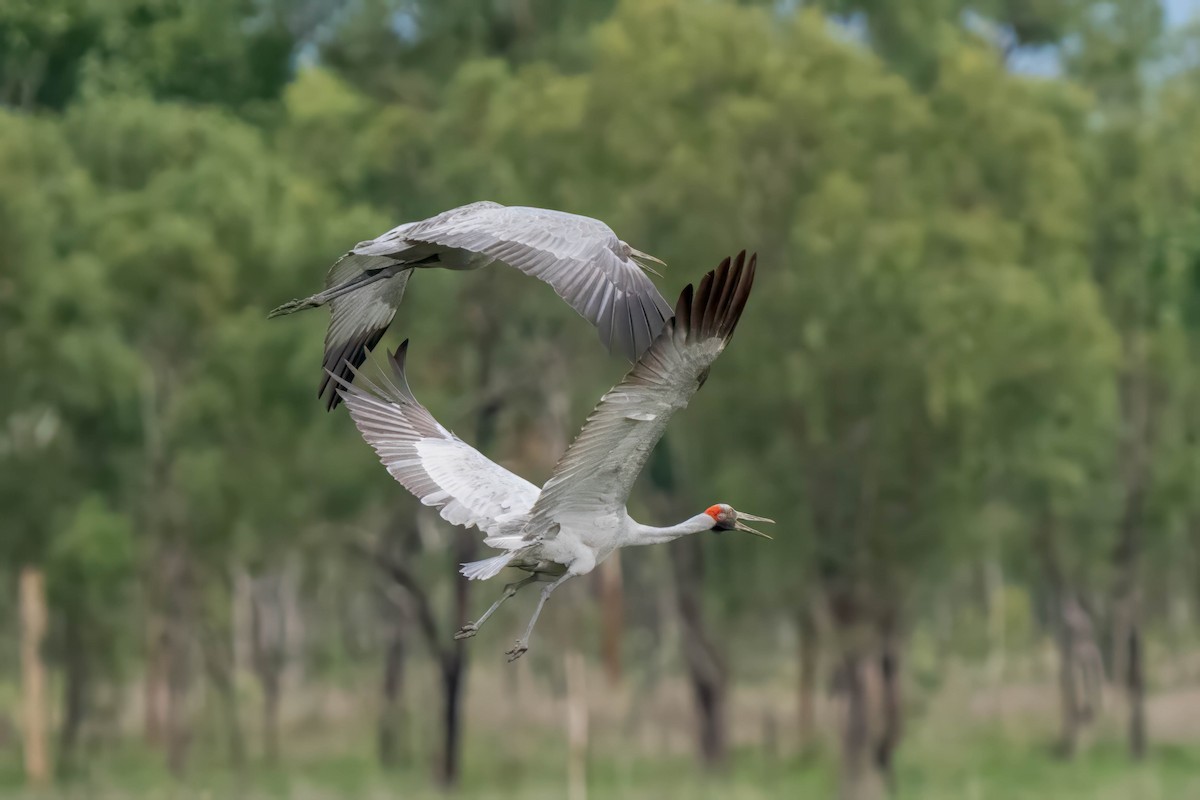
270 201 672 410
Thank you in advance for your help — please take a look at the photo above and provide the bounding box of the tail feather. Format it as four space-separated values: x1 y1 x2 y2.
459 552 516 581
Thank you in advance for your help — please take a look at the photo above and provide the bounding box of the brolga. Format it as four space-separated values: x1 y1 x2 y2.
269 201 671 409
333 252 773 661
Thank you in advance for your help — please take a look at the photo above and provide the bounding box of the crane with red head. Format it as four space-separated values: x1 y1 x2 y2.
331 251 773 661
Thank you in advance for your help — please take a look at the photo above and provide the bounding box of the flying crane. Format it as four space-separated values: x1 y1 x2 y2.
333 252 772 661
270 201 671 409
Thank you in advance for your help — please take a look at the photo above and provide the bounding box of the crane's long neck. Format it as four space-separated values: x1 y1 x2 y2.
628 513 714 546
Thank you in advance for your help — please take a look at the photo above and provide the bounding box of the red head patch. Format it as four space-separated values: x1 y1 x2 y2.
705 505 723 521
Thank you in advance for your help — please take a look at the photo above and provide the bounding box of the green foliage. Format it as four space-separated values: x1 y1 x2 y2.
0 0 293 111
2 0 1200 791
47 495 136 602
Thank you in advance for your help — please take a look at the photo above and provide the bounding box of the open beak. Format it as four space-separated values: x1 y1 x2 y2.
734 512 775 540
630 247 667 276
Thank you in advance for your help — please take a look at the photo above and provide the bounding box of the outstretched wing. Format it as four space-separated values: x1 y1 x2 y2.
319 254 410 411
335 342 539 537
312 206 501 411
522 251 757 540
387 204 674 363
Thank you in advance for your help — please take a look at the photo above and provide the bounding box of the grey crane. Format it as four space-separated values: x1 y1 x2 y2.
332 252 772 661
269 201 671 410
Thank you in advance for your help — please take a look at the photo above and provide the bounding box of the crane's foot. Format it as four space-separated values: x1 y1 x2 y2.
505 640 529 662
454 623 478 640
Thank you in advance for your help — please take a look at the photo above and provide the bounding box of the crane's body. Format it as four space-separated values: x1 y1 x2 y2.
334 252 771 660
270 201 671 410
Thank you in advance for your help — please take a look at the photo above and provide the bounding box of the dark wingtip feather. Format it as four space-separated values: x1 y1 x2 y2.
673 251 757 344
699 261 724 336
673 283 695 328
390 339 410 374
319 325 388 411
714 251 746 324
691 266 718 337
706 251 744 335
722 253 756 341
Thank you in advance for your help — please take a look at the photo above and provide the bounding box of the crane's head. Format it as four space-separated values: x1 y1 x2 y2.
705 504 775 540
623 242 667 276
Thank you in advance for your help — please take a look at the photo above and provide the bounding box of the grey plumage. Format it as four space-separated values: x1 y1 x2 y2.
329 253 766 661
519 251 756 543
270 201 672 410
332 339 540 539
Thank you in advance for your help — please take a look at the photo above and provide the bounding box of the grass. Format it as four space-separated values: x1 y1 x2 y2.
4 658 1200 800
1 731 1198 799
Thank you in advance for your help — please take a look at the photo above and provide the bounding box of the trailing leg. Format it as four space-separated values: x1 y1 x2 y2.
506 573 574 662
268 264 406 317
454 575 537 640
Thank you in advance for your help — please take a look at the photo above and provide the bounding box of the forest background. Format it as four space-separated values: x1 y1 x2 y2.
2 1 1200 798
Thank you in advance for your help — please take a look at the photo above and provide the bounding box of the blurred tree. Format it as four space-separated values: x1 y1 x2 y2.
46 497 137 775
537 3 1119 793
46 93 378 773
809 0 1082 81
1 0 1198 795
1064 0 1164 104
0 108 140 785
318 0 618 99
1065 0 1178 760
0 0 294 111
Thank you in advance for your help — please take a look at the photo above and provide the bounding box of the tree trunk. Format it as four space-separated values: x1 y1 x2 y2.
19 566 49 787
438 650 466 787
828 589 886 800
1112 348 1152 760
250 573 286 765
143 582 169 747
1034 515 1083 758
164 552 193 778
798 600 819 754
982 557 1006 682
565 649 589 800
196 567 246 770
262 673 281 765
875 617 902 790
140 370 171 750
367 525 469 788
201 627 246 771
1112 557 1147 760
437 526 475 788
598 557 624 686
1055 612 1081 758
671 534 729 768
430 282 506 786
646 438 729 767
58 605 88 778
1126 613 1147 759
378 624 407 769
837 645 884 800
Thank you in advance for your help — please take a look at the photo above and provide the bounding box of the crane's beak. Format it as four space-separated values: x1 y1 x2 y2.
734 512 775 540
630 247 667 276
